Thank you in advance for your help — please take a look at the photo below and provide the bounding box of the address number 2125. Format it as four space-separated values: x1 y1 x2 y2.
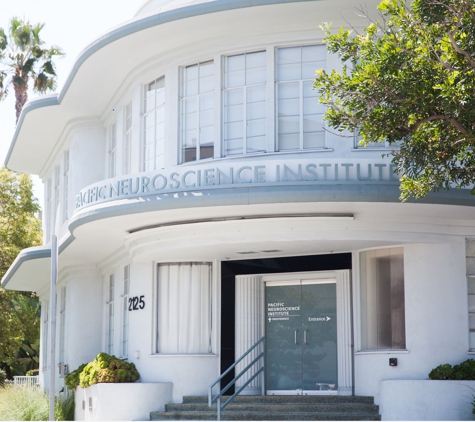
128 296 145 311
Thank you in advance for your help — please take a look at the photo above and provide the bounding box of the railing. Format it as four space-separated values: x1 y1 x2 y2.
13 376 39 387
208 336 265 421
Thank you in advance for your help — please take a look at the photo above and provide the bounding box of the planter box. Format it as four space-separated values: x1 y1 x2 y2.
75 382 172 421
380 380 475 421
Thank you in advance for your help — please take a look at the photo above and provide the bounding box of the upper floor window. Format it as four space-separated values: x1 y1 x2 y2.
224 51 266 156
124 101 132 174
181 61 214 163
109 122 117 177
143 77 165 171
360 247 405 350
53 166 60 227
276 45 326 151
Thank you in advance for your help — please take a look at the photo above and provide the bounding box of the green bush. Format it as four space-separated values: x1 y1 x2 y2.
65 363 87 390
0 385 74 421
0 369 6 388
78 353 139 388
25 369 39 377
429 359 475 380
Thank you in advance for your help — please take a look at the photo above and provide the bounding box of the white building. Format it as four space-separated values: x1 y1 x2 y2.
3 0 475 420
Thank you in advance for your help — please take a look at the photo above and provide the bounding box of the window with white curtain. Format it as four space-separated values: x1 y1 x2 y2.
109 122 117 177
181 61 214 163
143 77 165 171
360 248 405 350
124 101 132 174
276 45 326 151
42 300 49 369
224 51 266 156
156 262 212 354
107 274 115 355
121 265 130 358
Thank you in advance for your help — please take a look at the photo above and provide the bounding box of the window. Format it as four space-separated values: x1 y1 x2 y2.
143 77 165 171
181 61 214 162
42 300 49 369
62 152 69 222
53 166 60 228
124 101 132 174
59 287 66 363
224 51 266 156
109 122 117 177
121 265 130 357
156 263 212 353
360 248 405 350
107 274 115 355
467 240 475 350
276 45 326 151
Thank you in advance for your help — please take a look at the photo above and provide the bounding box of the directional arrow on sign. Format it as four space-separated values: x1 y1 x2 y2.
326 316 331 321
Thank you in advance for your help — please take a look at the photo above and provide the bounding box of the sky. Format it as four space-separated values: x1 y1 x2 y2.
0 0 146 207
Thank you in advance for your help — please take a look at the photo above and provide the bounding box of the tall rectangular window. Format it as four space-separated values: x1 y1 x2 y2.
156 263 212 354
121 265 130 358
467 239 475 350
62 151 69 222
42 300 49 369
59 287 66 363
107 274 115 355
360 248 405 350
124 101 132 174
53 166 60 228
277 45 326 150
109 122 117 177
224 51 266 156
181 61 214 162
143 77 165 171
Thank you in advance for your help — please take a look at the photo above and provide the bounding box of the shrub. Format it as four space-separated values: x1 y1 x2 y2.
0 369 6 388
429 359 475 380
65 363 87 390
0 385 74 421
25 369 39 377
78 353 139 388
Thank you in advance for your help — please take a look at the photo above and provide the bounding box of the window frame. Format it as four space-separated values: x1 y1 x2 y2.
107 273 115 355
108 122 117 178
121 265 130 358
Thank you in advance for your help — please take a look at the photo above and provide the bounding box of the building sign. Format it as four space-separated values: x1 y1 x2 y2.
75 158 400 210
267 301 301 322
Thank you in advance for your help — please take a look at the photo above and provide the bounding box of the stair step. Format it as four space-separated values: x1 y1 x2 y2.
183 395 375 404
165 402 379 413
151 410 381 421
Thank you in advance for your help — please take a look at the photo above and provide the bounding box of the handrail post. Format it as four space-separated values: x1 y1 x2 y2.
217 396 221 421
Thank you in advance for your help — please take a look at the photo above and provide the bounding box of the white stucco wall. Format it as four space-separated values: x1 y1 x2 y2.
355 238 469 403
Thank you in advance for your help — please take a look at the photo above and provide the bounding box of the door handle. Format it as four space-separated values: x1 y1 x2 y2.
294 329 299 344
304 329 308 345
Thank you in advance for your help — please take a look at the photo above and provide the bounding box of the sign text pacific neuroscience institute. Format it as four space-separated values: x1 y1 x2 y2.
75 159 400 210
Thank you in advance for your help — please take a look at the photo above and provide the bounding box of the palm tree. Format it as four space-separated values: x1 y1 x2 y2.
0 17 64 122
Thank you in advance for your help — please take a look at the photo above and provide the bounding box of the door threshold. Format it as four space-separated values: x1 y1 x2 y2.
266 390 338 396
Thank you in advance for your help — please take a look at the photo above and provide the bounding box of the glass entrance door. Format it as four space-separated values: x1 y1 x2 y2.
266 279 337 394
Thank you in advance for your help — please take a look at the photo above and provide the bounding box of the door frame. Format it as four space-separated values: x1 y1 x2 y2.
234 270 353 396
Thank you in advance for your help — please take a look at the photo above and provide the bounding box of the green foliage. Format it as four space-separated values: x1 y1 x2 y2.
314 0 475 200
25 369 39 377
428 359 475 380
0 167 42 376
78 353 140 388
0 17 64 121
0 385 74 421
0 369 6 388
64 363 86 390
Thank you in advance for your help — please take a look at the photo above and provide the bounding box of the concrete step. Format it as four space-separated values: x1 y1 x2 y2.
151 395 381 421
150 410 381 421
165 402 379 413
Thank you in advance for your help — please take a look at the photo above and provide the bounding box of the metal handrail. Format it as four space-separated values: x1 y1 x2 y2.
208 336 265 420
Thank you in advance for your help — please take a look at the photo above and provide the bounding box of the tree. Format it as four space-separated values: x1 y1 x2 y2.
0 167 42 376
0 17 63 122
314 0 475 200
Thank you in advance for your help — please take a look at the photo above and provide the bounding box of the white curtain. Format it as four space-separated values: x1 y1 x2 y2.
157 263 212 353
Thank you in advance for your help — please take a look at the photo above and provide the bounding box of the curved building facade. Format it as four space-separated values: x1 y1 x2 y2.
3 0 475 419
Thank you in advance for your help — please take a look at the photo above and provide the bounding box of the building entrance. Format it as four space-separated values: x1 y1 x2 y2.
265 279 338 395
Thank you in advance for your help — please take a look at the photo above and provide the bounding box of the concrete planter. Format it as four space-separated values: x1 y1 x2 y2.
380 380 475 421
74 382 172 421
